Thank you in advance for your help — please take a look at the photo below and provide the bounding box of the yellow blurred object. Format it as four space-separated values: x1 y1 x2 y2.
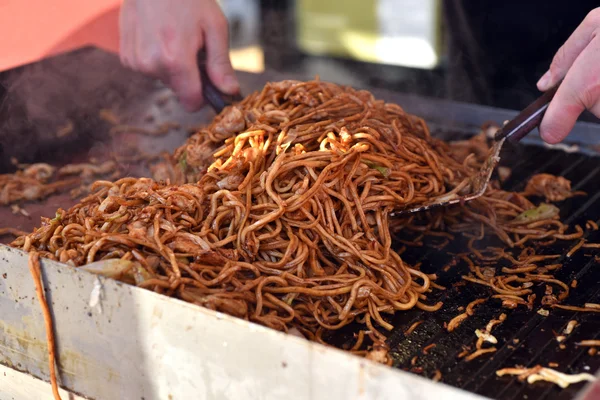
230 46 265 73
297 0 442 69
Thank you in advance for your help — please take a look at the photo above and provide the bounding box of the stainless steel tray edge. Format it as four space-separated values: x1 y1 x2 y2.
0 244 486 400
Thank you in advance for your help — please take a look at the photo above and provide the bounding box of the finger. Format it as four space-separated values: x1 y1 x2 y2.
118 0 135 68
133 25 165 78
538 8 600 91
166 50 204 112
540 37 600 144
203 11 239 94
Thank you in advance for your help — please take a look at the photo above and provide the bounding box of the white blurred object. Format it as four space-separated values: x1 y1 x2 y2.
375 0 440 69
218 0 264 72
218 0 260 48
298 0 442 69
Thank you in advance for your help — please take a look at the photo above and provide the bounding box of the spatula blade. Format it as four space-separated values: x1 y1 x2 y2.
391 137 505 216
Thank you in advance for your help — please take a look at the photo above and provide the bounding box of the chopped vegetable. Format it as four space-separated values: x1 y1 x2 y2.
363 161 390 177
79 259 153 285
51 211 62 223
513 203 559 224
283 293 297 305
179 151 188 171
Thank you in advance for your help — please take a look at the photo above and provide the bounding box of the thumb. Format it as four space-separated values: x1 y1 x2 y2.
203 14 239 94
539 83 584 144
540 37 600 144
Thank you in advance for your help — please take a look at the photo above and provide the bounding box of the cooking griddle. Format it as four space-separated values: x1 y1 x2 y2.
1 47 599 400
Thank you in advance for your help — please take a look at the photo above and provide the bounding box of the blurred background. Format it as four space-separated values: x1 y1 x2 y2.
1 0 599 111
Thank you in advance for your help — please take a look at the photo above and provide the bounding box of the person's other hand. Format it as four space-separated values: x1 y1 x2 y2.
119 0 239 112
537 8 600 143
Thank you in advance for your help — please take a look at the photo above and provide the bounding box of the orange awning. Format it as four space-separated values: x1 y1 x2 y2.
0 0 121 72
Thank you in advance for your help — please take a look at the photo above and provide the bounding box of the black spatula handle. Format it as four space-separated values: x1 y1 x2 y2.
494 82 561 143
196 49 243 114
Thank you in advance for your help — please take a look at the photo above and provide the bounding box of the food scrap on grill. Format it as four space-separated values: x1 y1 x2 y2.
523 173 580 202
460 312 507 362
553 303 600 313
447 298 487 332
496 365 596 388
0 159 124 206
577 340 600 347
0 167 80 205
109 121 181 136
0 227 28 238
564 320 578 335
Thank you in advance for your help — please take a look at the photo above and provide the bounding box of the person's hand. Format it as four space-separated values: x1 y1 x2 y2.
537 8 600 143
119 0 239 112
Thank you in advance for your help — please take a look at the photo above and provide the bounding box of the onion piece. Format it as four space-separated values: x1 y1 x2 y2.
497 365 596 388
79 259 153 285
475 329 498 344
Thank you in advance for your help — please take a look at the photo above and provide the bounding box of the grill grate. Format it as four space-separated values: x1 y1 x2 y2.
357 138 600 400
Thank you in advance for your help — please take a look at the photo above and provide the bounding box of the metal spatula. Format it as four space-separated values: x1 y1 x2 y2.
394 83 561 215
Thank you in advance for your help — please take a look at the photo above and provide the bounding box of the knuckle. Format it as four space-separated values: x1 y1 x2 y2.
161 56 184 76
549 46 567 74
136 53 161 75
210 13 228 33
580 81 600 108
137 62 155 76
210 51 231 68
